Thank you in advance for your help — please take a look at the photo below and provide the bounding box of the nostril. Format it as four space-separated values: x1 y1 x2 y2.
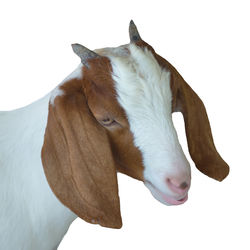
166 178 189 194
179 182 188 190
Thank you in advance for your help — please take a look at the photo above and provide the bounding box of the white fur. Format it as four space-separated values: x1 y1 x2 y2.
0 80 79 249
0 44 190 250
106 44 191 201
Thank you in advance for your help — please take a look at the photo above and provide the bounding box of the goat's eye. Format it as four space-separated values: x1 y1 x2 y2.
101 117 116 127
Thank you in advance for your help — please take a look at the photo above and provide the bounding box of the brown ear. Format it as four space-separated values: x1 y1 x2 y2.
41 83 122 229
172 72 229 181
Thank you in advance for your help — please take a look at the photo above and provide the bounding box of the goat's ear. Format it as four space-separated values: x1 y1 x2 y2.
41 87 122 229
172 74 229 181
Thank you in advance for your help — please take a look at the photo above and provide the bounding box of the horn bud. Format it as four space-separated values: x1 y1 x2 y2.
129 20 141 42
71 43 100 67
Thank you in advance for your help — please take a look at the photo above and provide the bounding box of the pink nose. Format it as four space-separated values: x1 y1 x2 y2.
166 178 189 195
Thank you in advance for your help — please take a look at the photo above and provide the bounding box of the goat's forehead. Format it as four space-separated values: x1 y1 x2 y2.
97 44 172 118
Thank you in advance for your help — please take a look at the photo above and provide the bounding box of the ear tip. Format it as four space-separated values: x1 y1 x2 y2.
197 161 230 182
217 164 230 182
101 218 123 229
114 221 123 229
214 160 230 182
99 209 123 229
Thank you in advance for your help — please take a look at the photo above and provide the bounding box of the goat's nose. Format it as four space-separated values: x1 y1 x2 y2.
166 178 189 195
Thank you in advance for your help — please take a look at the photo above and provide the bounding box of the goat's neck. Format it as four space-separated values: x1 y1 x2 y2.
0 68 82 250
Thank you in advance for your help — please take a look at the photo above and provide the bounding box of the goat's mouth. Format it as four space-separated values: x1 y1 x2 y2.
144 180 188 206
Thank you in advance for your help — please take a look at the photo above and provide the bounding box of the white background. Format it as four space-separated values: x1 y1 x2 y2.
1 0 250 249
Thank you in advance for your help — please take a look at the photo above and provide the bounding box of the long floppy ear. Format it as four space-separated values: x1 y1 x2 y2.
172 72 230 181
41 79 122 229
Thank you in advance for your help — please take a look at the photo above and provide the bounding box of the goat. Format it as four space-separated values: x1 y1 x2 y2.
0 21 229 250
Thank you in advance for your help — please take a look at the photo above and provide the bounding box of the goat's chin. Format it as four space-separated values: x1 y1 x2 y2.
144 181 188 206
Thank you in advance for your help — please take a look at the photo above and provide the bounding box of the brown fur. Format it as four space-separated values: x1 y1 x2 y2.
82 58 144 180
42 57 144 229
42 38 229 230
135 40 229 181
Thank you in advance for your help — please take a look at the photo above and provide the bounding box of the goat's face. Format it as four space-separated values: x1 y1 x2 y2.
42 21 229 228
85 44 191 206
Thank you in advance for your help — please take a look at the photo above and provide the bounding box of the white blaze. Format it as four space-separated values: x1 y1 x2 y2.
99 44 190 198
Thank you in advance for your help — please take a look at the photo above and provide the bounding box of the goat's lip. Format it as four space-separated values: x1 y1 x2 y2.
145 180 188 206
